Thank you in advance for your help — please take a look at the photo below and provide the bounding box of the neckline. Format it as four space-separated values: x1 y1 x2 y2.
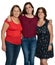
37 21 46 28
11 18 21 25
12 21 20 25
24 15 35 19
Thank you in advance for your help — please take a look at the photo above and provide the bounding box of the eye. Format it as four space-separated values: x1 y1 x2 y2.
26 7 28 10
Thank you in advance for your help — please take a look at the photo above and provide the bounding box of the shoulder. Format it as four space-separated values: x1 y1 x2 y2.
48 20 53 29
48 19 52 25
49 19 52 24
5 16 12 22
4 17 12 25
46 19 52 23
7 16 12 22
45 19 51 25
19 15 25 20
34 16 38 21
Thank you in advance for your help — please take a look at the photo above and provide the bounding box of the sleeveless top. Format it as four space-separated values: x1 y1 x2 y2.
35 20 54 59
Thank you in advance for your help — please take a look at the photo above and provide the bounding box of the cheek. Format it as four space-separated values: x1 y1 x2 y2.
38 14 41 17
38 13 45 17
26 9 28 13
17 12 20 16
26 8 32 12
13 12 20 17
29 8 33 12
14 12 19 15
13 11 16 15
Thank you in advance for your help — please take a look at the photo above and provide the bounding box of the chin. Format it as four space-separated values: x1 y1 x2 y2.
14 16 19 18
39 16 43 19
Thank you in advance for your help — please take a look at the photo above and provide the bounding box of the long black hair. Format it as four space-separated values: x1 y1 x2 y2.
22 2 34 15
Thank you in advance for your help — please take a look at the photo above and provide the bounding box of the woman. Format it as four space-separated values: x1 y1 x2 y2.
1 5 22 65
35 7 54 65
19 2 38 65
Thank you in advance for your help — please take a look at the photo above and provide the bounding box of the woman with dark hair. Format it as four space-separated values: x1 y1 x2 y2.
35 7 54 65
1 5 22 65
22 2 34 15
19 2 38 65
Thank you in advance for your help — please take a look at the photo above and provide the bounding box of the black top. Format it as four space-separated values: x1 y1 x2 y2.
35 20 54 59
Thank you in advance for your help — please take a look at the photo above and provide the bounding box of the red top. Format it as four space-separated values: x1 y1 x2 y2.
5 19 22 45
19 16 38 38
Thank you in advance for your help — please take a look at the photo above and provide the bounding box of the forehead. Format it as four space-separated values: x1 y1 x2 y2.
38 9 43 12
13 7 19 10
25 4 32 8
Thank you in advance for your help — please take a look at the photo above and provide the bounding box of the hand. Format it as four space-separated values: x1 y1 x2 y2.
49 19 52 23
48 45 52 51
21 36 23 39
21 34 23 39
2 43 6 52
7 16 11 21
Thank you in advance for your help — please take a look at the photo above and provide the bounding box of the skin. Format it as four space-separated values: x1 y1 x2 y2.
8 4 34 21
48 20 53 51
1 7 21 52
25 4 34 18
37 9 53 65
7 4 34 46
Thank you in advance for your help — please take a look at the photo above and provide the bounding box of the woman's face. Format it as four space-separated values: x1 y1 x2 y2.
38 9 45 19
25 4 33 14
13 7 21 17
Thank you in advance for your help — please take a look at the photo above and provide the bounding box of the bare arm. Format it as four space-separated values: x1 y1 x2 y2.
48 20 53 51
1 22 9 51
48 20 53 43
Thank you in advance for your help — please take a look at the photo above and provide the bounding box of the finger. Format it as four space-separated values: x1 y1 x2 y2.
2 48 6 52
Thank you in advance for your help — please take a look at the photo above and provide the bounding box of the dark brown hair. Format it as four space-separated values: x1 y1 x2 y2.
10 5 21 16
22 2 34 15
35 7 47 20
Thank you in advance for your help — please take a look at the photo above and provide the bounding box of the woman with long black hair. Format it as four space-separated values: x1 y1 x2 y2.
19 2 38 65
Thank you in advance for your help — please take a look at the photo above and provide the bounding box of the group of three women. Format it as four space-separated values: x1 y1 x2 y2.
1 2 54 65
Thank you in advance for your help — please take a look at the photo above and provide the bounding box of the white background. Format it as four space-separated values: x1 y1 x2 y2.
0 0 55 65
